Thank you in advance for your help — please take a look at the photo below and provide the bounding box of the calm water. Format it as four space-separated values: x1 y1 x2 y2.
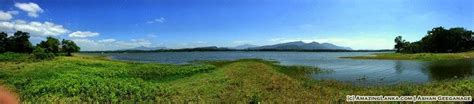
85 52 474 86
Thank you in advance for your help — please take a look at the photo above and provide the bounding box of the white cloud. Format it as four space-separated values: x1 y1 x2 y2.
73 38 156 51
0 20 69 37
98 39 116 43
128 39 152 47
146 17 165 24
72 38 98 46
69 31 99 38
0 11 14 21
14 2 43 18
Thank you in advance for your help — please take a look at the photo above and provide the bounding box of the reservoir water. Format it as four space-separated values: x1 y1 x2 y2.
86 52 474 86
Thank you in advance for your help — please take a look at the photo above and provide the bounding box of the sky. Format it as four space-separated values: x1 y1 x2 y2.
0 0 472 51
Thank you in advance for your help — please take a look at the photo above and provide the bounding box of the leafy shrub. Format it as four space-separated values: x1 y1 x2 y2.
32 47 55 60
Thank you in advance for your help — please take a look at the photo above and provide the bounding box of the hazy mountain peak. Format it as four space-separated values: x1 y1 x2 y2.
126 46 166 51
252 41 351 50
276 41 306 46
308 41 320 44
291 41 304 43
232 44 259 49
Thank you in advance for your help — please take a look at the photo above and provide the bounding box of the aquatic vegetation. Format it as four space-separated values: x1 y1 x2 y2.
0 54 472 103
0 55 215 102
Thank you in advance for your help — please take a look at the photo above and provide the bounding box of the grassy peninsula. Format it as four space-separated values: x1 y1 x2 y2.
0 53 472 103
341 51 474 61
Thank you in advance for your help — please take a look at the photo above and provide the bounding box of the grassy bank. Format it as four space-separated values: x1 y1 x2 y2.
0 54 472 103
341 51 474 61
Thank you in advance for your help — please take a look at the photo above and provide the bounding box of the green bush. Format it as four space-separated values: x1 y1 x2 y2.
32 47 55 60
0 52 30 61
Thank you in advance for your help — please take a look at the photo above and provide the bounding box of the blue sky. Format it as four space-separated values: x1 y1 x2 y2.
0 0 472 51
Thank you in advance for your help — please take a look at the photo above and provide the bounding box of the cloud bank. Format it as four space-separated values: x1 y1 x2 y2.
14 2 43 17
69 31 100 38
0 20 69 37
72 38 154 51
0 11 14 21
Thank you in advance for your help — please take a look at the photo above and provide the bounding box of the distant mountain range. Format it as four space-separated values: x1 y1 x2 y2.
230 44 259 49
249 41 351 50
120 41 351 51
124 46 167 51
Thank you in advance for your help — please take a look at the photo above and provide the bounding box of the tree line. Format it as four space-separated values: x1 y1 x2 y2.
0 31 80 59
394 27 473 53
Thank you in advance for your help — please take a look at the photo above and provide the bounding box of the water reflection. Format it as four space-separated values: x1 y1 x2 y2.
394 61 403 74
422 59 474 81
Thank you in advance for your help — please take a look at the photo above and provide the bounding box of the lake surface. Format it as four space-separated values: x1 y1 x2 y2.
85 52 474 86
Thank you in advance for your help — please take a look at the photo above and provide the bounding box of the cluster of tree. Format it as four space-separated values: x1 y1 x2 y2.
0 31 80 59
395 27 473 53
0 31 33 53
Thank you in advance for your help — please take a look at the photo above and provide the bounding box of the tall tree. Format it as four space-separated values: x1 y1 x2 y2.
424 27 446 52
394 36 409 52
0 32 7 53
424 27 473 53
61 39 80 56
38 36 60 53
395 27 473 53
8 31 33 53
447 27 473 52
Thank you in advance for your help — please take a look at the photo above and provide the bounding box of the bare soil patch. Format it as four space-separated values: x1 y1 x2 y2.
0 86 19 104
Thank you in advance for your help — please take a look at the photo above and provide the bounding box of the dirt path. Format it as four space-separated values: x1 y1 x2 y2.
0 86 19 104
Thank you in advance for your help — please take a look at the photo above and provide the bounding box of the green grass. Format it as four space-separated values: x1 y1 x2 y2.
0 54 472 103
0 54 215 102
341 51 474 61
0 52 32 62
